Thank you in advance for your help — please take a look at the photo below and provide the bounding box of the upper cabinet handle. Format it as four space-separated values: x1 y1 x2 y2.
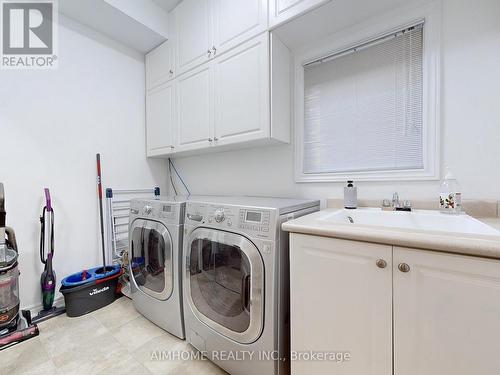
169 69 173 75
207 49 212 57
212 46 217 55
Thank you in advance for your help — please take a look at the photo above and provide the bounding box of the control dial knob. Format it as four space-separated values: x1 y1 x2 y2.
143 205 153 215
214 208 225 223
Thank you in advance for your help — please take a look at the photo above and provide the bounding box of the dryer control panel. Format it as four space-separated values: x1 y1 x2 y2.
130 199 184 225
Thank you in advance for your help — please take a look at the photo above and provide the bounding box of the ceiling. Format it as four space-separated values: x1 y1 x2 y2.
151 0 182 12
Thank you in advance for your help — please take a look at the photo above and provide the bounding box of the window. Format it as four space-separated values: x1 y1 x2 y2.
295 16 440 182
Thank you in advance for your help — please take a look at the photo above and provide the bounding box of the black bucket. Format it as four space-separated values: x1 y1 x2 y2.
60 266 122 317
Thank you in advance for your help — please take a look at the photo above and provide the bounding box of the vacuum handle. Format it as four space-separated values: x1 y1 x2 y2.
0 183 5 228
44 188 52 212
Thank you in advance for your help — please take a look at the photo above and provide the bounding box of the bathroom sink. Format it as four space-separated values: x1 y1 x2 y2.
319 208 500 236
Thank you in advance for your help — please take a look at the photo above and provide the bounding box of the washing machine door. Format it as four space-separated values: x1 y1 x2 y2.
130 219 173 301
186 228 264 344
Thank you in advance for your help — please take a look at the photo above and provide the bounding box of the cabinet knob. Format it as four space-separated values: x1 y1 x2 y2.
398 263 411 273
207 49 212 57
169 69 173 75
213 137 218 141
376 259 387 269
170 145 175 149
212 46 217 55
208 138 213 142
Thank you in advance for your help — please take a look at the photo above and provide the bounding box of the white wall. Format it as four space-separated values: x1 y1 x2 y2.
0 17 167 309
171 0 500 205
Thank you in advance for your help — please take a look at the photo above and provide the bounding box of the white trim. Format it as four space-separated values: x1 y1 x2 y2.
294 1 441 183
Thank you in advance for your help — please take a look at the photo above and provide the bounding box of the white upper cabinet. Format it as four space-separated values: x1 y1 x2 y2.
175 0 213 75
146 81 176 157
269 0 331 27
145 40 174 90
212 0 268 56
290 234 393 375
393 247 500 375
213 33 269 146
176 64 214 152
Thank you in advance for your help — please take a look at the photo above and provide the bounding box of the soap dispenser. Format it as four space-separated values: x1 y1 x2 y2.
344 181 357 209
439 167 462 214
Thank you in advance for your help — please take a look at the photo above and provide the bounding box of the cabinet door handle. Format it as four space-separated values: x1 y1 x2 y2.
212 46 217 55
169 69 173 75
207 49 212 58
376 259 387 269
398 263 411 273
213 137 218 141
170 145 175 149
208 138 213 142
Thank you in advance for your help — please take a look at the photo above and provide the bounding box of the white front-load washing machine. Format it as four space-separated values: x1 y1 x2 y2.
182 196 320 375
129 197 186 339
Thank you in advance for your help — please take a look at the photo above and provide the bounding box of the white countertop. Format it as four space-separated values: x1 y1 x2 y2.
283 209 500 259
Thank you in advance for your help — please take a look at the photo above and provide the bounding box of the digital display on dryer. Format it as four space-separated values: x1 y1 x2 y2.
245 211 262 223
162 205 172 213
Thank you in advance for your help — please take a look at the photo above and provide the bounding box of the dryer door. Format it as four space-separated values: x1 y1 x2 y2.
130 219 173 301
186 228 264 344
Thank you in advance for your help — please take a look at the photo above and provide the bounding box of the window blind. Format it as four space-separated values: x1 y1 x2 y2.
303 24 424 175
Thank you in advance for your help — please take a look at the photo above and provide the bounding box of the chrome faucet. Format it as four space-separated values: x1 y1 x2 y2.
392 192 400 208
382 192 412 211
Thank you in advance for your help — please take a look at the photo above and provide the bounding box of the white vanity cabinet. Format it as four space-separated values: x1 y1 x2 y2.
269 0 331 27
393 247 500 375
146 81 176 157
290 234 500 375
145 40 174 90
290 234 393 375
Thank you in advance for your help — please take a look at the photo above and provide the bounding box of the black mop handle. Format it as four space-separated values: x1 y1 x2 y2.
96 154 106 272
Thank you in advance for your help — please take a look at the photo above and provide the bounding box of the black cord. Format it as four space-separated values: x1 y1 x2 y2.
169 158 191 196
168 158 178 195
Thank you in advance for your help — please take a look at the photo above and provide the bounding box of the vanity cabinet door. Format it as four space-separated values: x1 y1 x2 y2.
290 234 393 375
212 0 267 56
393 247 500 375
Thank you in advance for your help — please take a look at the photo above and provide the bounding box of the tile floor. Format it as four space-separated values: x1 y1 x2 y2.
1 297 227 375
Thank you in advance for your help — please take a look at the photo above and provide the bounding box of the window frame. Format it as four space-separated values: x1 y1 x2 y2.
294 2 441 182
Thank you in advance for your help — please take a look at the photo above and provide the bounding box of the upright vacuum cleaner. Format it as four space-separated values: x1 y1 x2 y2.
0 183 39 350
32 189 65 324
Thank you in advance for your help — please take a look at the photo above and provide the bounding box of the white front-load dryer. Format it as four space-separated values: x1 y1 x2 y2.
129 197 186 339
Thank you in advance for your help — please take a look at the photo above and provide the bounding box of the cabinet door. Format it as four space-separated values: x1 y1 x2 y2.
290 234 393 375
145 41 174 90
176 64 213 152
213 33 269 146
146 81 175 156
175 0 212 75
212 0 268 56
394 247 500 375
269 0 331 27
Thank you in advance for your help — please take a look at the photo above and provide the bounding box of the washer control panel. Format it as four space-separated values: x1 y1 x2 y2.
185 202 275 239
238 209 270 233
